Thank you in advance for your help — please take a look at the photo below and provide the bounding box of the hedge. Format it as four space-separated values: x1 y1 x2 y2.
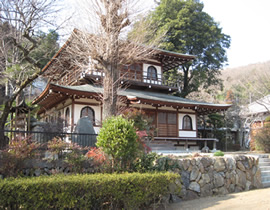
0 172 180 209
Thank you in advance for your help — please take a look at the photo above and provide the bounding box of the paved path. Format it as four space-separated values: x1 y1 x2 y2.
169 188 270 210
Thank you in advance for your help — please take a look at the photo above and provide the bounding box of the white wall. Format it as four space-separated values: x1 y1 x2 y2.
143 63 162 85
178 113 197 138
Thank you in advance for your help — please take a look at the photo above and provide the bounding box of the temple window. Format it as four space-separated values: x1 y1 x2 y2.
182 115 192 130
80 106 95 124
147 66 158 80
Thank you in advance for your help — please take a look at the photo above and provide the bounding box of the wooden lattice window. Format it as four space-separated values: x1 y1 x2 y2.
147 66 158 80
182 115 192 130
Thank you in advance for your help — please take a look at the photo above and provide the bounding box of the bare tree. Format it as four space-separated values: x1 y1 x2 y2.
0 0 66 148
63 0 161 120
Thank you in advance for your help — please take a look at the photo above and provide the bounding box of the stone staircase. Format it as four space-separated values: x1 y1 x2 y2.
258 154 270 188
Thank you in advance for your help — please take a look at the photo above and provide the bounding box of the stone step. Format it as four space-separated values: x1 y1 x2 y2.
259 162 270 167
261 171 270 177
259 166 270 171
259 158 270 163
257 154 270 158
261 175 270 182
262 181 270 188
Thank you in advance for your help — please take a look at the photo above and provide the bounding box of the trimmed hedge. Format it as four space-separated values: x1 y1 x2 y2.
0 172 180 209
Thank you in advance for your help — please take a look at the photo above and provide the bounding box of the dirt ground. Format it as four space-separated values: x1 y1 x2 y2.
168 188 270 210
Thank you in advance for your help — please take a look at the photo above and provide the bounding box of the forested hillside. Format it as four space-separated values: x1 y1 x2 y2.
221 61 270 91
187 60 270 105
219 61 270 105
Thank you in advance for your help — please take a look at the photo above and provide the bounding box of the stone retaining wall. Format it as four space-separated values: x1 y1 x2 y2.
0 153 263 201
173 155 262 200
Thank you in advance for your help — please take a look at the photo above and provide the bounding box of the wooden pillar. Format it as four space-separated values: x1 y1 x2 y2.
71 99 75 132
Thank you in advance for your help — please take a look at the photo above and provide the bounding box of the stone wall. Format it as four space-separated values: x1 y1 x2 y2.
0 153 263 201
173 155 262 200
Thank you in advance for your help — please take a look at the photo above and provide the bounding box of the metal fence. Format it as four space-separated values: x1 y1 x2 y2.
2 130 97 147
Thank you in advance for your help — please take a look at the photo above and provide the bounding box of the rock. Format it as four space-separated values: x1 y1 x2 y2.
218 187 228 195
225 178 231 188
195 158 202 166
181 170 190 188
208 166 214 181
180 186 187 198
235 186 243 193
226 157 236 171
237 161 246 171
34 168 42 177
236 169 246 189
253 169 263 188
248 157 254 169
228 184 235 193
214 158 226 172
242 158 250 170
252 165 257 175
195 172 202 182
201 157 212 168
199 162 204 173
44 167 51 175
214 173 225 188
178 160 184 170
170 194 182 203
199 174 211 187
184 190 199 200
245 181 251 191
191 158 196 166
189 182 200 193
182 159 190 171
246 170 252 181
200 183 213 197
190 166 200 181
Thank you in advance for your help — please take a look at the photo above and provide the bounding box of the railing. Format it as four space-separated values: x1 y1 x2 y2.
2 130 97 147
86 69 178 88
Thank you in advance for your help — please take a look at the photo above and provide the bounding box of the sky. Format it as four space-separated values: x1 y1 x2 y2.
65 0 270 69
202 0 270 68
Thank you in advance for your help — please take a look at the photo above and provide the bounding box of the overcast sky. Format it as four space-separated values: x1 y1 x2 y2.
64 0 270 69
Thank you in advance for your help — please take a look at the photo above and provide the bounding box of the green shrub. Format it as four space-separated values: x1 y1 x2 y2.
255 125 270 152
96 116 140 170
133 152 160 172
213 150 225 156
0 172 180 209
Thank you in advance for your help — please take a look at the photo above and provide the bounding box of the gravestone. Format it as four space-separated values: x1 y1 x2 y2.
72 117 96 147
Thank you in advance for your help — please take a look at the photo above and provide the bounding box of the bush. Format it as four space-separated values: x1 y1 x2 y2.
0 172 180 209
96 116 140 170
213 150 225 156
255 125 270 152
0 136 40 177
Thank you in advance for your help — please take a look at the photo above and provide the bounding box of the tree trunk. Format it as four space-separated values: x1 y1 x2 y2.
0 100 12 149
180 68 190 98
102 64 119 120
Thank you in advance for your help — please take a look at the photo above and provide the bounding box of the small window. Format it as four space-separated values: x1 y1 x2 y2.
65 108 70 126
183 115 192 130
147 66 158 80
80 106 95 124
